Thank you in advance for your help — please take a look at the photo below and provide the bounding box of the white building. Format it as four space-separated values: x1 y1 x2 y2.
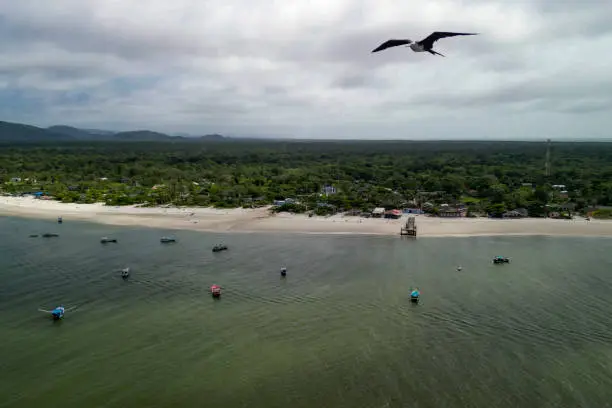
322 185 337 196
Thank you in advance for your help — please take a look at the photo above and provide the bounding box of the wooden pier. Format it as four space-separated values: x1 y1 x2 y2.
400 216 417 236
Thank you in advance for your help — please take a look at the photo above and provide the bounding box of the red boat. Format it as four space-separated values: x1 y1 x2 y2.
210 284 221 298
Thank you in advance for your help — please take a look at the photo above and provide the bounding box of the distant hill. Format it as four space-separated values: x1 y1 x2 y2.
80 128 116 135
47 125 112 140
199 134 226 141
0 121 75 142
113 130 179 141
0 120 229 143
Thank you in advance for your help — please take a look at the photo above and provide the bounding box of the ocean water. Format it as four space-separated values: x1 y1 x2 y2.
1 216 612 408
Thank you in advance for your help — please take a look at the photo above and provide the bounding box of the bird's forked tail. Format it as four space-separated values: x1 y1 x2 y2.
428 49 445 57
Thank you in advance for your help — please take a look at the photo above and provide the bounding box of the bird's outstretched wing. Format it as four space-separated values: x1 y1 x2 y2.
418 32 478 49
371 39 412 53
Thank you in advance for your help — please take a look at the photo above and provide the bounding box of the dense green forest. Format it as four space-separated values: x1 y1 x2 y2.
2 139 612 218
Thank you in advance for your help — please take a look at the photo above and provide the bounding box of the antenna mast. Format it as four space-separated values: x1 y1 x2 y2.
544 139 551 178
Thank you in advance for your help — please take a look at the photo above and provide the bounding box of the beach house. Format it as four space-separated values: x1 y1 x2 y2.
438 207 466 217
321 185 337 196
371 207 385 218
384 209 402 219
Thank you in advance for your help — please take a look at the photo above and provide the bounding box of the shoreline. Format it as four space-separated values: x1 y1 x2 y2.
1 196 612 237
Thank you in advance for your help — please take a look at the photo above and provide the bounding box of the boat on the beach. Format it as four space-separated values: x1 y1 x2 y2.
100 237 118 243
210 284 221 298
410 288 420 303
280 267 287 277
212 244 228 252
493 256 510 264
42 233 59 238
160 237 176 243
121 267 130 279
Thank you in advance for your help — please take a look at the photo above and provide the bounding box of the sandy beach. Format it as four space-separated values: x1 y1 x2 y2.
1 196 611 237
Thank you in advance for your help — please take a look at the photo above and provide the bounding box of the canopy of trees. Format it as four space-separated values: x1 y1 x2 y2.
1 139 611 217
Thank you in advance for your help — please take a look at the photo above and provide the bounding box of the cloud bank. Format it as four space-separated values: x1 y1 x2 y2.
1 0 611 139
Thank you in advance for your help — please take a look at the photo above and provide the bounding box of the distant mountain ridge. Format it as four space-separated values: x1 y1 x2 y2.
0 120 229 142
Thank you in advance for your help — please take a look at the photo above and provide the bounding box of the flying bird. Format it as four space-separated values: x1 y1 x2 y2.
371 31 478 57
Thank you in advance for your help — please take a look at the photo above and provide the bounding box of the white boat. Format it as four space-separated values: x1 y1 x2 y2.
121 267 130 278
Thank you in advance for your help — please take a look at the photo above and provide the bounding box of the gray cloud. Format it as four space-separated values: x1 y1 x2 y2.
0 0 611 139
330 72 390 90
425 81 607 110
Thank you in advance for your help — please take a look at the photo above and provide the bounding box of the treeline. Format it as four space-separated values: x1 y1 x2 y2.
1 139 612 216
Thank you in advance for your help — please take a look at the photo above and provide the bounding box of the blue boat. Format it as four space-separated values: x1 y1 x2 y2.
410 288 420 303
39 305 65 320
51 306 65 319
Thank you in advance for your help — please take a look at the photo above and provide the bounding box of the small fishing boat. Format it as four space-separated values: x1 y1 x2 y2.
100 237 118 243
121 267 130 279
57 216 63 224
38 305 65 320
212 244 228 252
280 267 287 277
410 288 420 303
42 233 59 238
29 234 39 238
493 256 510 264
160 237 176 243
457 266 463 271
210 284 221 298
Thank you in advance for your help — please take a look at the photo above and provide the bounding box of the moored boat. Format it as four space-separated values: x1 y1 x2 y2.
280 267 287 277
38 305 65 320
121 267 130 278
210 284 221 298
51 306 65 320
410 288 420 303
493 256 510 264
160 237 176 243
101 237 118 243
212 244 228 252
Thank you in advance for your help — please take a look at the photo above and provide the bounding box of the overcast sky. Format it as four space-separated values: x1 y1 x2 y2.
1 0 611 139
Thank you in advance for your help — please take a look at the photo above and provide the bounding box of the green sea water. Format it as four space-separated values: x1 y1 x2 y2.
1 216 612 408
